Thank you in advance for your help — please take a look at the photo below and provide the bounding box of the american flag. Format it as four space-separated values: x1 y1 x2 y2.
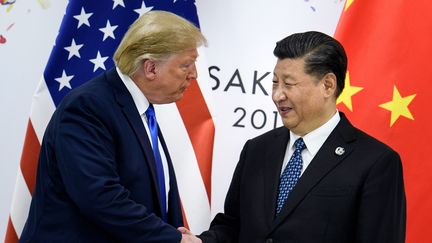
5 0 214 241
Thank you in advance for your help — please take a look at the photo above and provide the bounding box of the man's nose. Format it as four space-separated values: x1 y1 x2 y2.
272 88 286 101
187 63 197 80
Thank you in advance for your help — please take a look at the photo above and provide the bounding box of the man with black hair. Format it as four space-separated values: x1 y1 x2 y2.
184 31 406 243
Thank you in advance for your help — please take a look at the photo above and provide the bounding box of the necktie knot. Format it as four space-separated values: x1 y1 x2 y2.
145 104 155 119
294 138 306 152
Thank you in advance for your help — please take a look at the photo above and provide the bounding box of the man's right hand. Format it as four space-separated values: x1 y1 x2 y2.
179 227 202 243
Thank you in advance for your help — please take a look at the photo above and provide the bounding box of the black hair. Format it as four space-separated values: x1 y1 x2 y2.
274 31 347 97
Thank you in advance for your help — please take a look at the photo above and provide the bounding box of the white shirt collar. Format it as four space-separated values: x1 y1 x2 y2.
116 67 150 116
289 111 340 157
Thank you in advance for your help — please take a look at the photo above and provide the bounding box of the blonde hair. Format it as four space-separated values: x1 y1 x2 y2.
114 11 207 76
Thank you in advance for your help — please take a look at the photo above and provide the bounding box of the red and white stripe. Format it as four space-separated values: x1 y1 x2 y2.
5 78 55 242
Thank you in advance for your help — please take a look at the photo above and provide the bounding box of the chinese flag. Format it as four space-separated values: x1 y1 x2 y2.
334 1 432 242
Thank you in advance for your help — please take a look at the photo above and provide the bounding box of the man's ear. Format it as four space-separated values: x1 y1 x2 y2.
143 59 157 80
322 73 337 97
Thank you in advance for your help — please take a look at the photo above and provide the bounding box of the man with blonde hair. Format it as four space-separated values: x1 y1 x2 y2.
20 11 206 243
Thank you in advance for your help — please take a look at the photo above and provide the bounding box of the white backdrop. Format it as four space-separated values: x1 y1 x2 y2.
0 0 68 238
0 0 344 237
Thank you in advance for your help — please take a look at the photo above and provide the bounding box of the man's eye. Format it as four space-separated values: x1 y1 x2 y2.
181 63 193 69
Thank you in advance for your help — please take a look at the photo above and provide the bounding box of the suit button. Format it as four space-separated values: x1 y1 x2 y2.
265 239 273 243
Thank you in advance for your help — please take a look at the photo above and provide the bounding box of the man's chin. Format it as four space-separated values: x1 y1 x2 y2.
171 94 183 103
281 119 296 130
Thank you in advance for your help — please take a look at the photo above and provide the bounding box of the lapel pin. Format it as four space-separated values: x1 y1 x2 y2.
335 147 345 156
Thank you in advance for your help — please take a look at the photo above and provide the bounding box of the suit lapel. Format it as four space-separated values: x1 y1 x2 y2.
105 68 164 215
263 127 290 227
270 114 357 231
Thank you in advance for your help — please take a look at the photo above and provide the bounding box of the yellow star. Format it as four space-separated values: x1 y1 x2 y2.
379 86 416 127
336 72 363 111
345 0 354 11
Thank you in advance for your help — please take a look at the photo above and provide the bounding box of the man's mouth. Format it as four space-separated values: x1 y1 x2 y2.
278 106 292 115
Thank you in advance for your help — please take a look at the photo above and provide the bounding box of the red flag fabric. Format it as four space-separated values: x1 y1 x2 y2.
335 1 432 242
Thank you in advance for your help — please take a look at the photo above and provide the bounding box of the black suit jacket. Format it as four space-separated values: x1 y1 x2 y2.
20 68 183 243
200 113 406 243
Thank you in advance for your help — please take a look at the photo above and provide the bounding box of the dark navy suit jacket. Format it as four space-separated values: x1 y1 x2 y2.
200 113 406 243
20 68 183 243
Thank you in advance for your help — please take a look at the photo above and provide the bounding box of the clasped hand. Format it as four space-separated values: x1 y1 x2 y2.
178 227 202 243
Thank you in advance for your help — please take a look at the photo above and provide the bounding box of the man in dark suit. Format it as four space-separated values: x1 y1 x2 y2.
20 11 206 243
183 31 406 243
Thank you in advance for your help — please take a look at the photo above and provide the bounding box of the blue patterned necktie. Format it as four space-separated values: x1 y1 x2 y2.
275 138 306 215
145 104 167 222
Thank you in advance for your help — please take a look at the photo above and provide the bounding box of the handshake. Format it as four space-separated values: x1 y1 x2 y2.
178 227 202 243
